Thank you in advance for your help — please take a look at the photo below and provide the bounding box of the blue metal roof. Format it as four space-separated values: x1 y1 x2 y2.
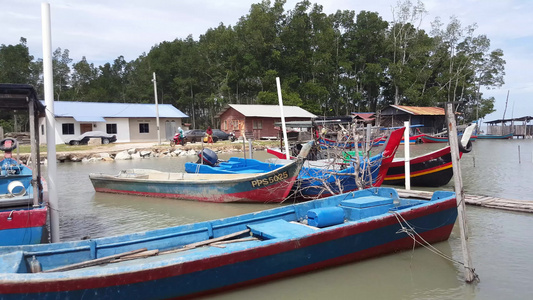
42 101 188 119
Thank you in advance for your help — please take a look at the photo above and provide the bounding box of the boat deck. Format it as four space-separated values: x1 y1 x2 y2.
396 189 533 213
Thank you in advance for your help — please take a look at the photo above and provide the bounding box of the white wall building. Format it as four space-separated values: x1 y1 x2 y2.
39 101 188 145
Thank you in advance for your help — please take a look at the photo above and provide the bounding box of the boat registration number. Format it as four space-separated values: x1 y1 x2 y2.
251 171 289 187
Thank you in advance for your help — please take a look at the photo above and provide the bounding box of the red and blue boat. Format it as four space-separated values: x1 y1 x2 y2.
0 84 48 246
89 142 312 203
188 128 405 199
0 187 458 299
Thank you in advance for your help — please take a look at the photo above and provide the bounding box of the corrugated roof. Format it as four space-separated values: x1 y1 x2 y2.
218 104 316 118
393 105 445 115
46 101 188 119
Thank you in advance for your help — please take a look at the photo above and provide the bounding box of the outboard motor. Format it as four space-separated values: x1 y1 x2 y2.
197 148 219 166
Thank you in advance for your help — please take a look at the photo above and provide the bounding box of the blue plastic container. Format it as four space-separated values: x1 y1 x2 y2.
307 207 345 228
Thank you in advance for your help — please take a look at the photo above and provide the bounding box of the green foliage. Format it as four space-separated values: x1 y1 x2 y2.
0 0 506 129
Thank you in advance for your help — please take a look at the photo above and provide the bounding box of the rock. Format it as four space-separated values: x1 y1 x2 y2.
88 138 102 146
102 157 114 162
115 151 132 160
69 155 82 162
127 148 137 155
131 152 142 159
99 153 111 159
140 150 151 158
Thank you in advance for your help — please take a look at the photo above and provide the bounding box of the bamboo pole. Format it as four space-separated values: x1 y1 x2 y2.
445 102 477 283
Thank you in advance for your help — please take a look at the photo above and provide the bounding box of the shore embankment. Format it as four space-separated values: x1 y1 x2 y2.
7 140 279 164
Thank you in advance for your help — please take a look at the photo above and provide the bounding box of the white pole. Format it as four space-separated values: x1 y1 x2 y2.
276 77 290 159
42 2 60 243
446 102 476 282
403 121 411 190
152 72 161 145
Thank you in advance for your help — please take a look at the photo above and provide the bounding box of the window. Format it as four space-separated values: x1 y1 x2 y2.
232 120 239 130
223 120 228 131
253 120 262 129
139 123 149 133
41 125 44 135
62 123 74 135
106 124 117 134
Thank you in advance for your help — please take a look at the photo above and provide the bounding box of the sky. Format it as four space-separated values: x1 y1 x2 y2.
1 0 532 124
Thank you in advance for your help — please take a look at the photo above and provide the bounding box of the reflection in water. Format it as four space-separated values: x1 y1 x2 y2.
44 139 533 299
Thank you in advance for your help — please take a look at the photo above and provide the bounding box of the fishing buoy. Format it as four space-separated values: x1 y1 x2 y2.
7 181 26 196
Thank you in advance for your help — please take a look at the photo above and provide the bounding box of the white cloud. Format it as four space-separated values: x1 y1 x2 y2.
1 0 532 117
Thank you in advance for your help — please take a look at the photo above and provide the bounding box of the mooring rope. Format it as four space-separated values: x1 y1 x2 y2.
390 210 480 282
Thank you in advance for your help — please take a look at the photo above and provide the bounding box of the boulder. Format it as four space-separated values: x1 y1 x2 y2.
115 151 132 160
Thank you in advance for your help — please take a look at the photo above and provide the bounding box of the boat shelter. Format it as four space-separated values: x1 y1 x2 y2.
484 116 533 138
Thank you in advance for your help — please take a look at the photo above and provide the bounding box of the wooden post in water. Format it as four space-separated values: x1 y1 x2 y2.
445 102 477 282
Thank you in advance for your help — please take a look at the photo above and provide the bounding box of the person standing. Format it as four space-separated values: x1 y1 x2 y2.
206 126 213 143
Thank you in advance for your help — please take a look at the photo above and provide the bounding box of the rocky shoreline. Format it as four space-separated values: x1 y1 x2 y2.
11 141 275 164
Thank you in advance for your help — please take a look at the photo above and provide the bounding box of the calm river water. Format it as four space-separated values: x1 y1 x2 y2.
43 139 533 299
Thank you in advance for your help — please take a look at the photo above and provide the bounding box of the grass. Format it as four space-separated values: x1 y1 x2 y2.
15 143 114 154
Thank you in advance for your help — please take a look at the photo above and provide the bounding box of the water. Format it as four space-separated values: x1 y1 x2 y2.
44 139 533 299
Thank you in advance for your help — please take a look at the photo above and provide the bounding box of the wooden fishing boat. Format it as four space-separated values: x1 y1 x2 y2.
188 128 405 199
383 146 466 187
421 124 478 143
476 133 513 139
89 142 312 203
0 187 458 299
0 84 48 246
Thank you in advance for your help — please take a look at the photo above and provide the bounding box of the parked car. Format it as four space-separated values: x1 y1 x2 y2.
212 129 230 140
183 129 219 143
64 131 117 145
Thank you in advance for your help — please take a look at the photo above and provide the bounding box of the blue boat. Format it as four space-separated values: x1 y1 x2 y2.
0 84 48 246
186 128 405 199
0 187 458 299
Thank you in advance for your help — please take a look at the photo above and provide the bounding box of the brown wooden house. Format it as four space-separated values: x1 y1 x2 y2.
216 104 317 140
379 105 446 133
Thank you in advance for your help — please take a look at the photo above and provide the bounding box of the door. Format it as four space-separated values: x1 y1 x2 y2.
80 124 92 134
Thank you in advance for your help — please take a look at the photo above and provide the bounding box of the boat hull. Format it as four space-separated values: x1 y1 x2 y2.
0 188 457 299
0 207 48 246
384 146 462 187
476 133 513 139
90 160 302 203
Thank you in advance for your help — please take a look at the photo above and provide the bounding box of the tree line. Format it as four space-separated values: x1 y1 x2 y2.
0 0 504 130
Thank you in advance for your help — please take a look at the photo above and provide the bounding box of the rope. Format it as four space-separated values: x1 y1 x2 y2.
390 210 480 282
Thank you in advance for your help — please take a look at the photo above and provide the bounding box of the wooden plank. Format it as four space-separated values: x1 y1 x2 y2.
160 229 251 255
43 248 147 273
400 190 533 213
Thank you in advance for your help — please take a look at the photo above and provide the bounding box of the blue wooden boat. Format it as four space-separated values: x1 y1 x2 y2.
186 128 405 199
89 142 312 203
0 187 458 299
0 84 48 246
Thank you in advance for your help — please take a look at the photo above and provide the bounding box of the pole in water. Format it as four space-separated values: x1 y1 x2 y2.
445 102 477 283
518 145 521 164
403 121 411 190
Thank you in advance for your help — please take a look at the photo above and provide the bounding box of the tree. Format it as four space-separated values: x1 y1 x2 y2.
0 37 33 84
52 48 72 100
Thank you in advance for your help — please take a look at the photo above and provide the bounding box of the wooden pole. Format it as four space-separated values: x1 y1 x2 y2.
445 102 477 283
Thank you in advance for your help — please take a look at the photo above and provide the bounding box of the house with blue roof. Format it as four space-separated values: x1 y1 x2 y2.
39 101 188 144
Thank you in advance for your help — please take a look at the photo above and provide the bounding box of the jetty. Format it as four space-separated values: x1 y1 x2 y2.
396 189 533 213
